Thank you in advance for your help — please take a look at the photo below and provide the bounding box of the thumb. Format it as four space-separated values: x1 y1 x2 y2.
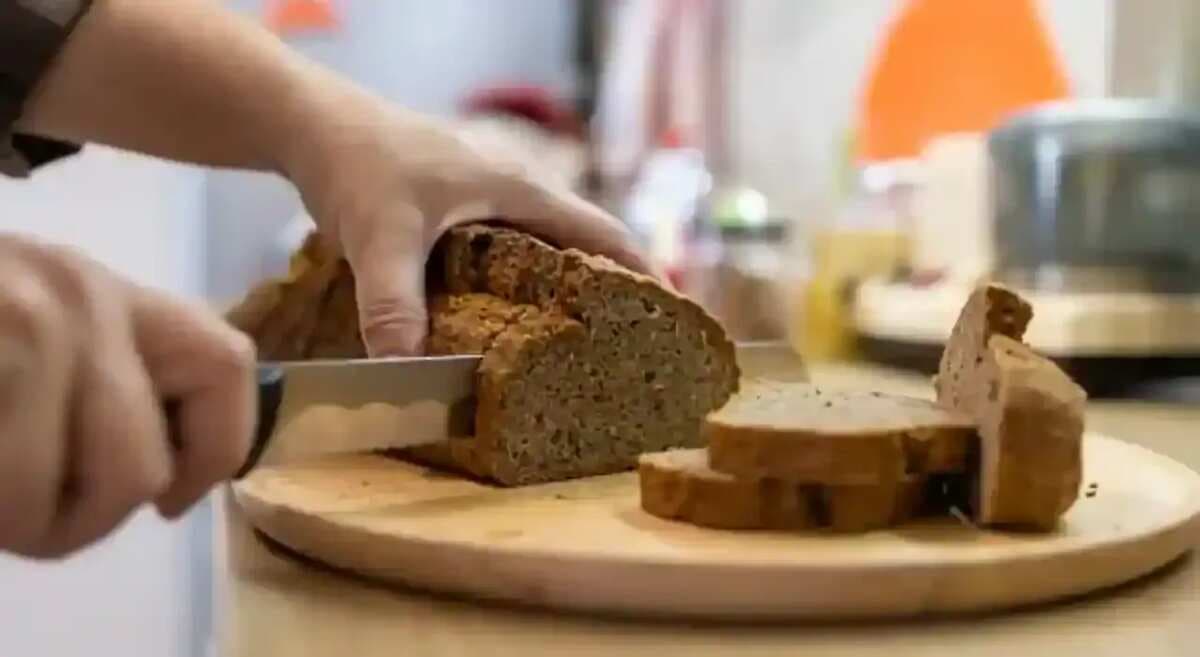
343 227 429 358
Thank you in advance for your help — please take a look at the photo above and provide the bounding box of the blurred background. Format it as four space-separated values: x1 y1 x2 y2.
2 0 1199 655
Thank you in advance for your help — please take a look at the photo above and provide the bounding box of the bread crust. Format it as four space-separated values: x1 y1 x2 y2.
975 336 1085 529
227 225 741 486
639 448 927 532
705 385 976 485
935 284 1085 530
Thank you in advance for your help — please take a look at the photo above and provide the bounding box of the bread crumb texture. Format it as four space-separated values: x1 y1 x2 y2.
227 225 741 486
705 382 976 485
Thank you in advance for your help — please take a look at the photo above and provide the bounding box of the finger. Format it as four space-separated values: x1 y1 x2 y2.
341 204 430 357
33 322 172 558
489 181 662 279
0 268 73 555
129 286 256 518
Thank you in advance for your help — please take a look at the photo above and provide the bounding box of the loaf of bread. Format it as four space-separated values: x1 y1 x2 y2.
224 234 365 361
638 448 927 532
935 284 1086 530
227 225 741 486
705 383 976 485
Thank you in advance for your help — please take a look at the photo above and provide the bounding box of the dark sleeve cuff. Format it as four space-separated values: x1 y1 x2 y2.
0 132 82 177
0 0 93 177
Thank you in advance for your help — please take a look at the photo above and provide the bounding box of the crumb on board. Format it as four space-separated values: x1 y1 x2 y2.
949 506 976 527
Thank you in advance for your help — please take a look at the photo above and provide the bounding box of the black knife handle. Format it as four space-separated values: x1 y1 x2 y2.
162 365 286 480
236 365 286 478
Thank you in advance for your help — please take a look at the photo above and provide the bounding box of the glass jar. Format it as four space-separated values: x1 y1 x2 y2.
684 216 792 343
797 161 917 360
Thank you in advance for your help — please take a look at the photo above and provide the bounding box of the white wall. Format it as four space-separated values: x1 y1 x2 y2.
1109 0 1200 104
0 146 206 294
0 147 208 657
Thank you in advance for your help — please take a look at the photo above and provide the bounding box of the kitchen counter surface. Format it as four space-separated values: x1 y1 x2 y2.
216 363 1200 657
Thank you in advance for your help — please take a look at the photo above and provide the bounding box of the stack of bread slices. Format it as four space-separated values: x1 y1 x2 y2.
638 283 1088 533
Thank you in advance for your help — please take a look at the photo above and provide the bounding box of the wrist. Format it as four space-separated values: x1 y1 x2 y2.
274 69 381 193
274 71 424 237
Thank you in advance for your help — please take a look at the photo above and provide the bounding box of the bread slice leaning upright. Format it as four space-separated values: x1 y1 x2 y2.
935 283 1086 530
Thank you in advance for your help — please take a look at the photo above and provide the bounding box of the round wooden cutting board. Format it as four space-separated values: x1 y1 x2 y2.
233 434 1200 620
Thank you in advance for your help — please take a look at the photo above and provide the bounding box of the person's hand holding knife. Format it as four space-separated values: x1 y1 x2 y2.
0 0 654 558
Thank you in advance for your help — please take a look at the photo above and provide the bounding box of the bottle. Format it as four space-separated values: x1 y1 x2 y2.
625 128 712 288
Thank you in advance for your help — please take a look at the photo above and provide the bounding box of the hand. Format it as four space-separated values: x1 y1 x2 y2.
16 0 656 359
0 236 255 559
282 84 659 357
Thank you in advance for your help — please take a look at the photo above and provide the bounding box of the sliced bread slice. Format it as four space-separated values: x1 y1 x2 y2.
638 448 926 532
705 383 976 485
935 284 1086 530
949 333 1085 529
933 282 1032 405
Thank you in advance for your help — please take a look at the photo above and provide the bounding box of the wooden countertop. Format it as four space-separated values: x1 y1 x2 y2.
216 364 1200 657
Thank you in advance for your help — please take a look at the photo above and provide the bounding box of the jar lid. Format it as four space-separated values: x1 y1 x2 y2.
696 220 787 243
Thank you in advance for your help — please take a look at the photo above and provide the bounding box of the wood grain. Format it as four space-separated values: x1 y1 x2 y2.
233 433 1200 620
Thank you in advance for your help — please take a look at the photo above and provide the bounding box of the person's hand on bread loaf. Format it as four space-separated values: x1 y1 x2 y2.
0 0 658 557
15 1 658 359
288 94 660 356
0 235 255 559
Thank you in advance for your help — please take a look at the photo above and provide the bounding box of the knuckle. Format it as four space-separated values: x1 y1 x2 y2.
488 155 535 186
128 457 173 502
23 239 102 310
0 275 61 346
212 328 257 378
358 301 427 356
359 298 427 330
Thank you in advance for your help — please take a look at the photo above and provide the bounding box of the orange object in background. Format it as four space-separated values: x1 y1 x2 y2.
800 0 1069 362
266 0 339 35
856 0 1069 162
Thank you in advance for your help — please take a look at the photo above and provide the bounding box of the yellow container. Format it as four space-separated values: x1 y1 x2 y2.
793 228 910 361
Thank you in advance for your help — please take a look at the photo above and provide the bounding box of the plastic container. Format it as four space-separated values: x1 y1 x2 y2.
796 164 914 361
625 130 712 286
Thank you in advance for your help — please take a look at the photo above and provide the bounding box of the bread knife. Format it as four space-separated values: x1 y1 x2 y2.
174 342 805 478
158 355 481 479
236 354 483 477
